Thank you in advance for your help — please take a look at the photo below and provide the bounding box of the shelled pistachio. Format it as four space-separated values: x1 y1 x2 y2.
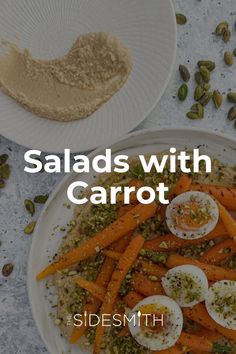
176 13 187 25
212 90 223 109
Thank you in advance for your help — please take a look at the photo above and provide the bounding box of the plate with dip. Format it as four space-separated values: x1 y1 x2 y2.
0 0 176 152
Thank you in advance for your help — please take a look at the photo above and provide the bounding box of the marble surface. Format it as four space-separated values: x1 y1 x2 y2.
0 0 236 353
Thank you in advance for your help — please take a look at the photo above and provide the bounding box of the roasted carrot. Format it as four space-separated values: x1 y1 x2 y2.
70 236 130 344
132 273 164 297
218 202 236 245
122 291 144 308
191 184 236 211
194 327 222 342
74 277 106 301
103 250 121 260
118 325 130 337
152 345 187 354
166 254 236 281
159 175 192 219
138 260 167 279
116 179 145 203
199 238 236 264
37 202 157 280
178 332 213 352
143 222 227 252
183 303 236 342
93 235 144 354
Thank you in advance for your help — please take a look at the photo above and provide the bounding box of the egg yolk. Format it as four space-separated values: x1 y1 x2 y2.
139 304 168 334
172 201 212 230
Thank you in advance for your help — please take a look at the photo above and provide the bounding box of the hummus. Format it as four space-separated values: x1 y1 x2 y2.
0 33 132 121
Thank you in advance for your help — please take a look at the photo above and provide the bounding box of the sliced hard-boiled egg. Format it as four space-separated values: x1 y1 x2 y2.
128 295 183 351
205 280 236 330
161 265 208 307
166 191 219 240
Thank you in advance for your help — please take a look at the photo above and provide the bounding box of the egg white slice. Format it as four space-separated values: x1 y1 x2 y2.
166 191 219 240
205 280 236 330
128 295 183 351
162 265 208 307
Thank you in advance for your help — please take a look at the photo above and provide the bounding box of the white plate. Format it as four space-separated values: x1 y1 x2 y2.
28 127 236 354
0 0 176 153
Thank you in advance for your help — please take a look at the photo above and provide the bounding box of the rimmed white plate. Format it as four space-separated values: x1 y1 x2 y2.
28 127 236 354
0 0 176 153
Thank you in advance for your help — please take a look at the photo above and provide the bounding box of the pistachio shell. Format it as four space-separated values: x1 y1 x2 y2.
227 92 236 103
24 199 35 216
24 221 36 235
197 61 215 72
0 154 8 166
199 66 210 83
34 195 49 204
178 84 188 101
176 13 187 25
194 85 204 101
227 106 236 121
224 51 233 66
212 90 223 109
215 21 229 35
0 164 10 179
223 29 231 43
179 65 190 82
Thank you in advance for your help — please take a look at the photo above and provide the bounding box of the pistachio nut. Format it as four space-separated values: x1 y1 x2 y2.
179 64 190 82
194 85 204 101
233 48 236 57
204 83 211 91
176 13 187 25
191 103 204 118
0 154 8 166
199 91 213 106
224 51 233 66
24 221 36 235
215 21 229 35
178 83 188 101
0 164 10 179
227 106 236 121
212 90 223 109
24 199 35 216
223 29 231 43
197 60 215 72
199 66 210 83
227 92 236 103
195 72 204 86
34 195 49 204
186 112 201 120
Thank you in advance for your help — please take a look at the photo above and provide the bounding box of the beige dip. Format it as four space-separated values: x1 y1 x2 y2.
0 32 132 121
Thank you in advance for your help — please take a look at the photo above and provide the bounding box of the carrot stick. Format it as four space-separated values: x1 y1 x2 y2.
183 303 236 342
194 327 222 342
74 277 106 301
118 325 130 337
143 222 227 252
199 238 236 264
122 291 144 308
93 235 144 354
178 332 213 352
166 254 236 281
70 236 130 344
132 273 164 297
218 202 236 245
37 202 157 280
138 260 167 279
116 179 145 203
191 184 236 211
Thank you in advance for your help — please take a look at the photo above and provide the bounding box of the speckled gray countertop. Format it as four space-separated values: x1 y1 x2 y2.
0 0 236 353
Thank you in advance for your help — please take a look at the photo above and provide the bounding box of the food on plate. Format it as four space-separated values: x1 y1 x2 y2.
205 280 236 330
0 32 132 121
161 265 208 307
128 295 183 351
166 191 219 240
37 152 236 353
